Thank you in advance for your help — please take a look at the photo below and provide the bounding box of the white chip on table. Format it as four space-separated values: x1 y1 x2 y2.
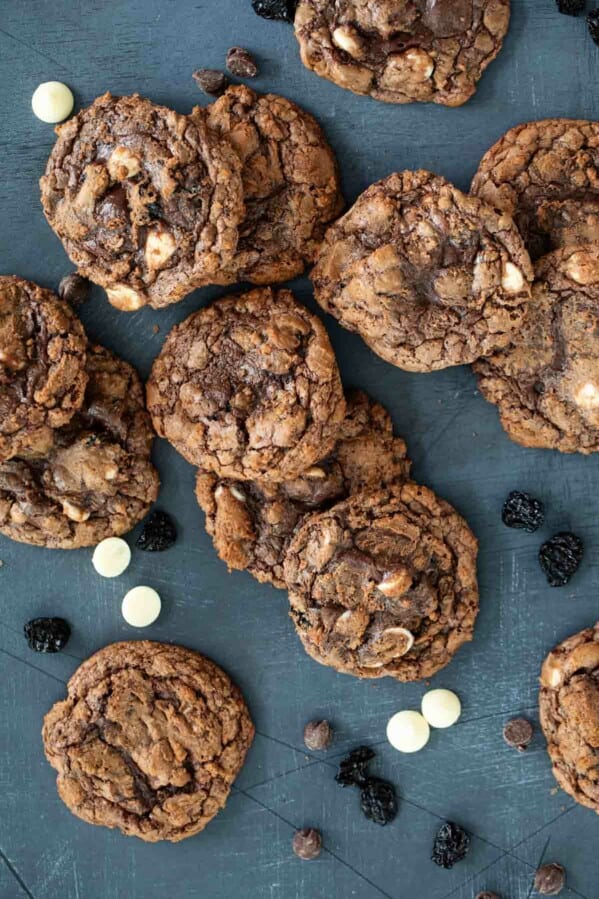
421 689 462 728
122 586 161 628
92 537 131 578
386 710 430 753
31 81 74 123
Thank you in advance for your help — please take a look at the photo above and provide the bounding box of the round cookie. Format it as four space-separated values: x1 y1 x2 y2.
203 85 343 285
539 623 599 814
471 119 599 260
43 641 254 842
147 287 346 481
0 276 88 462
284 482 479 681
40 93 244 311
294 0 511 107
196 390 411 588
311 170 533 372
0 344 159 548
474 246 599 454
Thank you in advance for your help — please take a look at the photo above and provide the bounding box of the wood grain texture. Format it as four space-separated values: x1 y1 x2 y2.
1 1 599 897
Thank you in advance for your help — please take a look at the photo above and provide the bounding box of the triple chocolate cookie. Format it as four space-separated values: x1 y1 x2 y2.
196 390 411 588
43 641 254 842
471 119 599 260
294 0 511 107
312 170 533 372
40 93 244 311
0 276 88 462
147 287 345 481
284 483 479 681
0 345 159 547
204 85 343 285
474 246 599 454
539 624 599 814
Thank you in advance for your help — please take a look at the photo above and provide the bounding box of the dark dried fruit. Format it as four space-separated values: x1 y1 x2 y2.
335 746 374 788
360 777 398 826
251 0 296 21
292 828 322 860
502 491 544 532
304 719 333 751
557 0 585 14
588 10 599 43
192 68 228 96
226 47 258 78
503 717 534 752
534 862 566 895
539 532 583 587
58 273 90 306
136 510 177 552
24 617 70 653
431 821 471 869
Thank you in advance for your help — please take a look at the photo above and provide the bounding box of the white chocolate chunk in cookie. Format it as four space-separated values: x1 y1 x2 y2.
145 226 176 271
106 284 146 312
501 262 525 293
107 146 141 180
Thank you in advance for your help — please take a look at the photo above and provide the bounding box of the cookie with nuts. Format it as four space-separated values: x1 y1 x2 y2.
195 390 411 588
284 482 479 681
40 92 245 311
294 0 510 107
474 246 599 454
311 170 533 372
0 345 159 548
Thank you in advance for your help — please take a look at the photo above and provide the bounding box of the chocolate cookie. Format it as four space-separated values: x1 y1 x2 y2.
311 170 533 372
40 93 244 311
294 0 510 107
284 482 479 680
196 390 411 588
474 246 599 454
203 85 343 285
0 276 88 462
0 345 159 548
539 623 599 814
43 641 254 842
147 287 345 481
471 119 599 260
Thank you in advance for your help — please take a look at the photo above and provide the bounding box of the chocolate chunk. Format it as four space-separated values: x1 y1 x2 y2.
303 719 333 751
58 273 90 306
503 717 534 752
534 862 566 895
192 68 228 96
226 47 258 78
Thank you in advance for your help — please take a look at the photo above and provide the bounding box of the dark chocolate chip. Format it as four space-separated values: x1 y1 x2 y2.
303 720 333 751
226 47 258 78
292 828 322 860
58 273 90 306
503 717 534 751
192 69 228 96
534 862 566 895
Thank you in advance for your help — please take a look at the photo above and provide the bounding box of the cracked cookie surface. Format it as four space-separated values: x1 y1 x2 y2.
311 170 533 372
294 0 510 107
0 344 159 548
196 390 411 588
147 287 345 481
474 246 599 454
43 641 254 842
0 276 88 462
539 623 599 814
284 482 479 680
203 85 343 285
40 93 244 311
471 119 599 260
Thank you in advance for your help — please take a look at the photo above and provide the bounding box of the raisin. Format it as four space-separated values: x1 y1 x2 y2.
24 617 70 653
588 10 599 43
192 69 228 96
303 719 333 751
292 828 322 860
502 491 544 532
431 821 471 869
557 0 585 13
534 862 566 895
251 0 297 22
226 47 258 78
335 746 374 788
58 273 90 306
360 777 398 826
539 532 583 587
136 510 177 552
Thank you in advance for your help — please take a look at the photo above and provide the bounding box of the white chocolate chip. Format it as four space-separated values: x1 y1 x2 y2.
145 226 176 271
305 467 326 479
386 710 430 753
421 689 461 729
92 537 131 578
332 25 363 58
122 586 161 627
380 627 414 654
565 251 599 286
107 146 141 180
404 48 434 79
32 81 74 124
106 284 146 312
377 568 412 598
501 262 524 293
574 381 599 409
61 500 90 522
230 486 246 502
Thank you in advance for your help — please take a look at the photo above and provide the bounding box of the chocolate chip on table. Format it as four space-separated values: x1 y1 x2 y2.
589 10 599 44
192 68 228 96
534 862 566 895
251 0 296 21
24 617 70 653
335 746 375 788
539 533 584 587
502 491 545 532
303 720 333 751
136 510 177 552
431 821 471 869
58 272 90 306
556 0 585 13
360 777 398 826
503 717 534 752
226 47 258 78
292 828 322 860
